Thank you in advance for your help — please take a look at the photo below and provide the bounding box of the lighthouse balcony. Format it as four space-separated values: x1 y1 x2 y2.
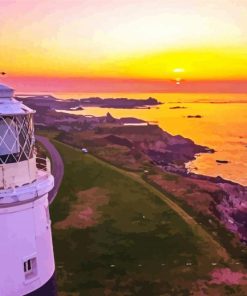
0 156 54 206
0 155 52 189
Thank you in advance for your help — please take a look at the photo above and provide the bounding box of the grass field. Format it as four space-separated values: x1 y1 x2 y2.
49 140 247 295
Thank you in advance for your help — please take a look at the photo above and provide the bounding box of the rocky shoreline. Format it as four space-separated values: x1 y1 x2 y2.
159 158 247 245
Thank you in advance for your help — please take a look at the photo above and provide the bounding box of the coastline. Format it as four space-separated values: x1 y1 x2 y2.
19 93 247 246
17 93 244 187
52 94 247 186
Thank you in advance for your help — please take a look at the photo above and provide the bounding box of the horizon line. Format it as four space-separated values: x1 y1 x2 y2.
2 76 247 93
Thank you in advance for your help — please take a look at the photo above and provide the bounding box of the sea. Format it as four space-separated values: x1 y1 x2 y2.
19 91 247 186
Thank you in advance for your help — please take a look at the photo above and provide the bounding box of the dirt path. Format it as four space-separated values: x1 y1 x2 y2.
97 158 229 260
135 176 229 260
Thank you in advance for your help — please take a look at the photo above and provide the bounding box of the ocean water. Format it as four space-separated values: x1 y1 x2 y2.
22 91 247 186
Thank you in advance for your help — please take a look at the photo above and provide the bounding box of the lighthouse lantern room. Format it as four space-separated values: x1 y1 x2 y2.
0 84 56 296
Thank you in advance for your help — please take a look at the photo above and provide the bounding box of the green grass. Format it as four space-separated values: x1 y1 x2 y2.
49 141 227 295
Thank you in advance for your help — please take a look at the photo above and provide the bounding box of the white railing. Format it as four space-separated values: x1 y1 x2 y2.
36 157 51 180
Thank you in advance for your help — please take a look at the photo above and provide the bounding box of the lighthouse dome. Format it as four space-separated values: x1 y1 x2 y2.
0 84 34 115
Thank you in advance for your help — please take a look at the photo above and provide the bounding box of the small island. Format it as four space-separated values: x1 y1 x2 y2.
169 106 187 109
187 115 203 118
79 96 161 109
216 160 229 164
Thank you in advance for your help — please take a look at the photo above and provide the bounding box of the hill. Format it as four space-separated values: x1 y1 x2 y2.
49 140 247 296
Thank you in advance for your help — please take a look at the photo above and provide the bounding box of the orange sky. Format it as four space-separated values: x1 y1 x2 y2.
1 0 247 92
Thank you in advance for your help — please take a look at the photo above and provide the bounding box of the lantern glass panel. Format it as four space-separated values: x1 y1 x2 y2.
0 114 34 164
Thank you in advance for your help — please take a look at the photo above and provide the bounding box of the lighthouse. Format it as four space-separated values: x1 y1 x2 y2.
0 84 56 296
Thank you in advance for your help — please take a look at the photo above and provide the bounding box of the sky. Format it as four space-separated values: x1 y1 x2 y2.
1 0 247 92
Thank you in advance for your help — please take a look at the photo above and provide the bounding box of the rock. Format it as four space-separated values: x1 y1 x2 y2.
187 115 202 118
105 112 116 123
216 160 229 164
169 106 187 109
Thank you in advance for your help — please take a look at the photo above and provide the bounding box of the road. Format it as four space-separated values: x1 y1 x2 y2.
36 136 64 204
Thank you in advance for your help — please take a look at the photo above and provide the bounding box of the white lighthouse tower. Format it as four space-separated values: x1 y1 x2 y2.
0 84 56 296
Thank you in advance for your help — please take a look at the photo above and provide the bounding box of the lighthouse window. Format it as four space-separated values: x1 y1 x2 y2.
24 259 32 272
23 257 37 280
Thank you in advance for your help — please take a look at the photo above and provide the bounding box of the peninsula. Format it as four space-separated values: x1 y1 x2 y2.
16 95 161 111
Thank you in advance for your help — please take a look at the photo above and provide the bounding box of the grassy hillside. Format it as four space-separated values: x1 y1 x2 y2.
50 141 245 296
